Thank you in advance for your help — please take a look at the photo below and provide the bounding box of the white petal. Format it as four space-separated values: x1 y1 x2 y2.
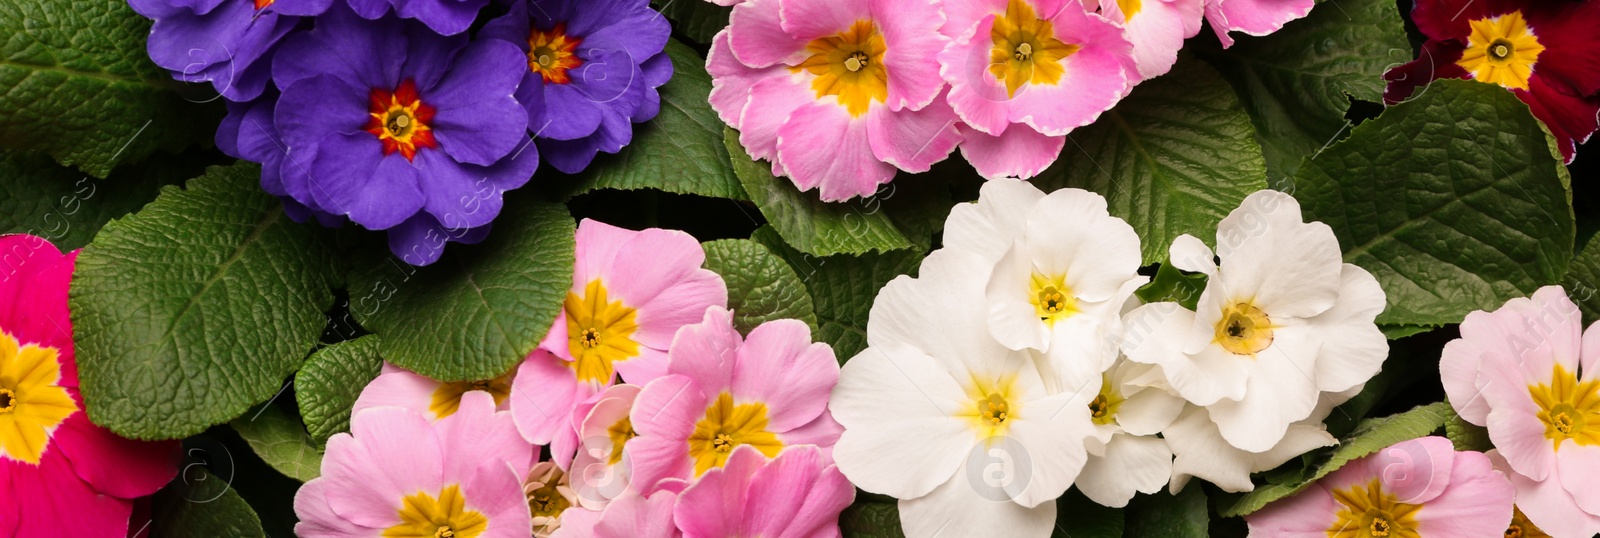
1167 234 1216 276
899 470 1057 538
1075 434 1173 508
943 180 1045 262
986 241 1051 351
1006 391 1097 507
1022 188 1143 303
1120 303 1249 406
1214 191 1342 319
866 249 1013 375
1113 382 1186 436
1308 264 1388 394
1207 327 1322 452
830 342 972 499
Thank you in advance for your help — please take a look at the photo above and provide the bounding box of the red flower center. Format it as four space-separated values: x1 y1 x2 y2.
527 23 583 85
254 0 273 10
364 79 439 161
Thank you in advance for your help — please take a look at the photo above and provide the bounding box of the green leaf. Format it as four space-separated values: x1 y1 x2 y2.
1052 488 1124 538
1122 487 1208 538
652 0 732 45
729 128 929 257
1198 0 1410 181
0 0 220 177
840 501 903 538
0 149 213 250
702 239 818 333
72 162 337 439
1294 79 1575 327
1379 324 1439 340
751 226 923 360
1445 412 1493 452
1219 401 1455 517
1563 235 1600 325
230 403 323 482
296 335 385 444
146 468 268 538
348 199 574 381
1032 57 1268 266
1135 263 1206 310
556 40 745 201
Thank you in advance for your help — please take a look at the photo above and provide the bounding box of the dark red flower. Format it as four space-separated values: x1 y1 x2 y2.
1385 0 1600 162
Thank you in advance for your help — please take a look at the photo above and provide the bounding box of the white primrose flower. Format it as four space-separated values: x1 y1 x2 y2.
944 180 1147 393
1122 190 1387 453
1164 385 1362 493
829 249 1101 538
1074 358 1186 508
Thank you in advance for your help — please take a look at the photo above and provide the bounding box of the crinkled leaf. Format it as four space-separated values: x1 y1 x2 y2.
146 468 268 538
0 0 220 177
1294 79 1575 327
0 149 211 250
72 162 337 439
296 335 384 444
1032 57 1268 265
1198 0 1410 180
702 239 817 333
1219 401 1454 517
840 501 903 538
1123 486 1208 538
1379 324 1440 340
730 128 928 256
348 199 573 381
1445 412 1493 452
556 40 745 201
652 0 731 45
230 403 323 482
1136 263 1206 310
1564 235 1600 325
1052 488 1124 538
751 227 922 360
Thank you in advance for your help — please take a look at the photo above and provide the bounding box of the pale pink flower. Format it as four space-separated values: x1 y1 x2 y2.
674 445 854 538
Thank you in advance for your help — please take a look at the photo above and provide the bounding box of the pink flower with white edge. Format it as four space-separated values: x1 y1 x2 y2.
1440 285 1600 537
510 219 726 468
1248 436 1515 537
1090 0 1205 79
295 392 534 538
568 383 643 510
353 362 514 421
938 0 1135 179
713 0 963 201
628 307 843 493
1201 0 1314 48
674 445 855 537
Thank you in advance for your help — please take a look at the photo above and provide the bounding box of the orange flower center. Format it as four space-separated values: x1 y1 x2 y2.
527 23 583 85
364 79 439 161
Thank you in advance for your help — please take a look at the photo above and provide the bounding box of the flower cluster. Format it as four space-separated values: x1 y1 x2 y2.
706 0 1320 200
1386 0 1600 163
1440 285 1600 537
0 235 180 536
132 0 673 265
827 183 1387 537
297 220 854 537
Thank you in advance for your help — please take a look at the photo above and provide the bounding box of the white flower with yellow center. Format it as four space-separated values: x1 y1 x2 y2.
1163 386 1357 493
1122 190 1387 453
1074 359 1185 507
831 249 1100 538
943 181 1146 394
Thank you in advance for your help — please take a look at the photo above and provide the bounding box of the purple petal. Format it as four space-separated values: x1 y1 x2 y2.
275 73 367 149
395 0 487 35
427 40 530 165
307 132 425 230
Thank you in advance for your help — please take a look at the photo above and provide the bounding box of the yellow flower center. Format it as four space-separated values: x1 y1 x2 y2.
606 415 637 466
1117 0 1141 19
989 0 1080 98
798 20 889 118
1214 301 1274 356
527 23 583 85
960 374 1020 438
428 370 514 419
1030 273 1079 326
0 330 77 465
1088 374 1123 426
1528 363 1600 450
1456 11 1544 91
688 392 783 475
1506 507 1551 538
382 485 488 538
1327 478 1422 538
526 479 570 519
565 279 641 385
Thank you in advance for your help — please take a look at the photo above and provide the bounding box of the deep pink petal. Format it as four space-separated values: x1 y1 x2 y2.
6 452 132 537
777 0 871 42
53 407 180 499
731 0 810 67
740 75 813 164
0 236 77 385
957 125 1064 180
1203 0 1315 48
870 0 948 111
865 93 963 173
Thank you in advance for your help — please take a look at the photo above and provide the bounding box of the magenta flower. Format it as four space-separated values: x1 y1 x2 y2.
627 308 843 493
1247 436 1514 537
295 392 534 537
711 0 963 201
0 235 180 537
938 0 1136 179
509 219 726 468
673 445 854 538
1440 286 1600 536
